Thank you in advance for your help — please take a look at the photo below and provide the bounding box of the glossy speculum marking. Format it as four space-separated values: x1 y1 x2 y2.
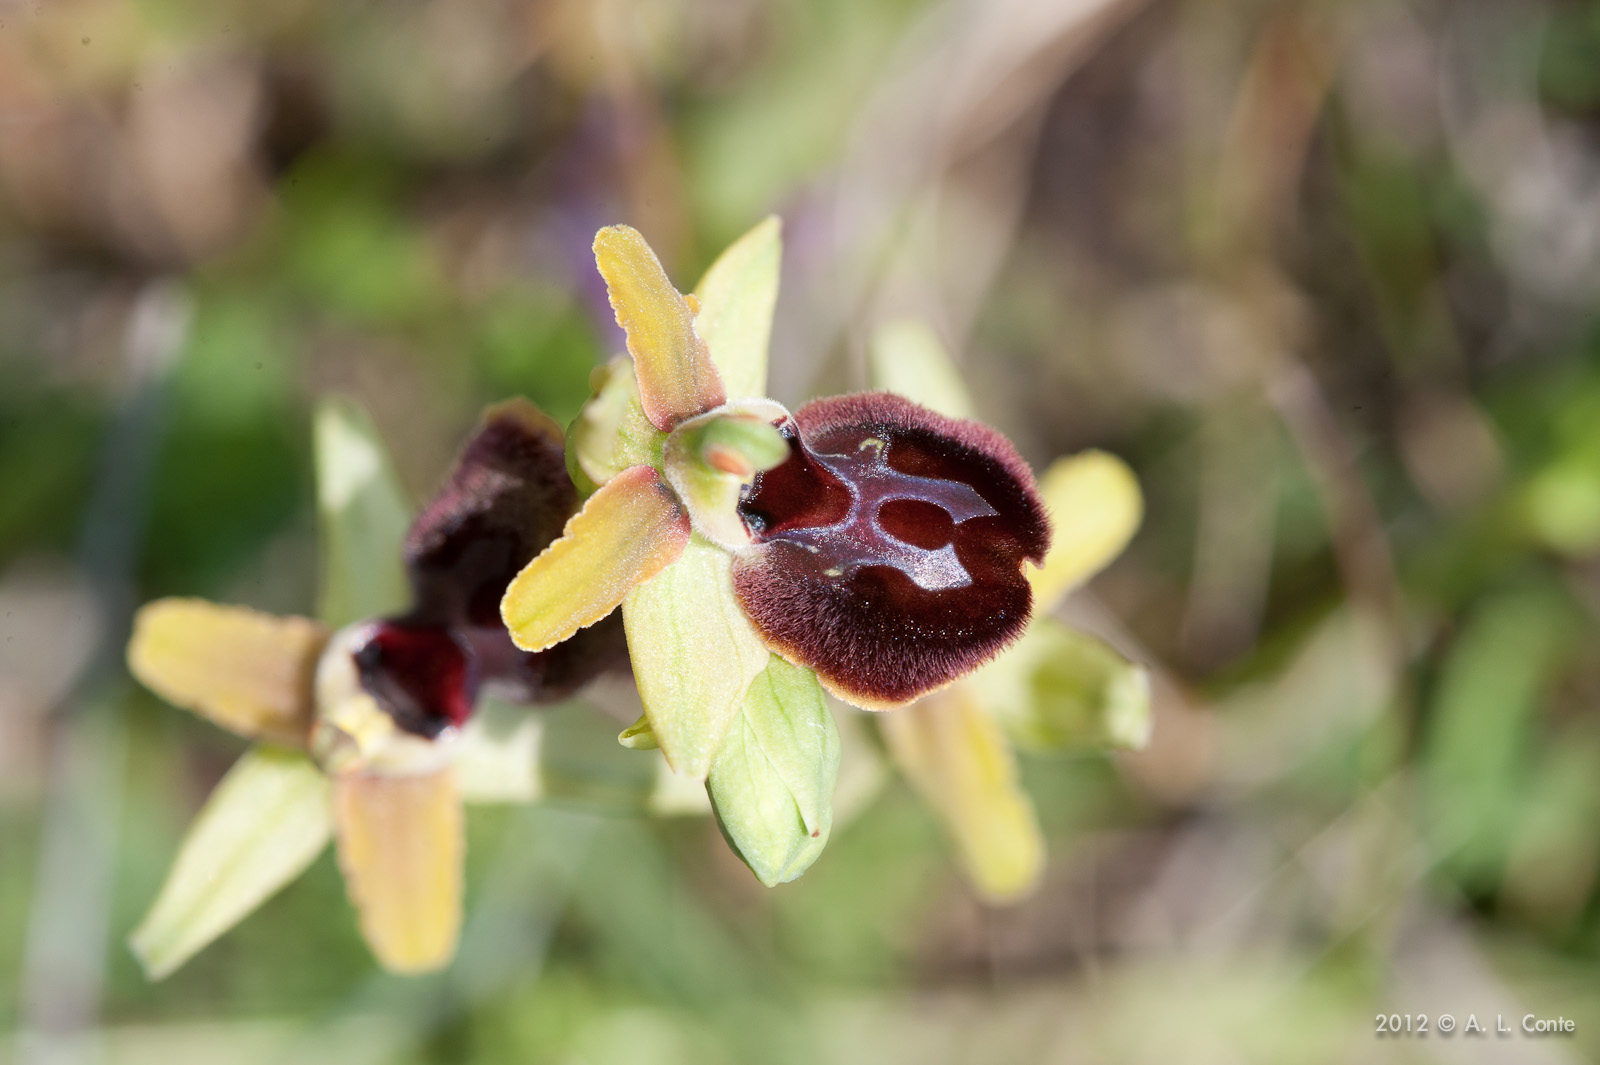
735 392 1050 708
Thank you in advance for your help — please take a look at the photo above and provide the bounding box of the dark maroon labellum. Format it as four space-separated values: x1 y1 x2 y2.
354 399 627 737
404 400 576 630
733 392 1050 708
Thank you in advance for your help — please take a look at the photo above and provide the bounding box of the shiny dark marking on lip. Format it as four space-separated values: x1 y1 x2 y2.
733 392 1050 707
743 416 998 591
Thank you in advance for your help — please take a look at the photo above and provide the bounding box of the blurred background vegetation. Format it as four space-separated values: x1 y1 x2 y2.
4 0 1600 1061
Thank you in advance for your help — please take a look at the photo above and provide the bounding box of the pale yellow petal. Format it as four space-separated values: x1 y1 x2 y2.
333 766 462 974
1029 451 1143 612
594 225 725 430
501 466 690 652
127 599 326 747
881 687 1044 903
868 318 976 420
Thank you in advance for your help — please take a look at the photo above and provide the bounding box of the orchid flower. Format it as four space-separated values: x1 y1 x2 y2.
125 399 683 977
499 222 1058 885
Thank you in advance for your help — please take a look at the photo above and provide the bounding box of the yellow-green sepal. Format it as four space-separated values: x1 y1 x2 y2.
313 398 412 628
129 747 334 979
974 619 1152 754
869 318 976 420
621 535 771 780
1029 451 1143 611
693 216 781 399
567 356 667 495
880 687 1044 903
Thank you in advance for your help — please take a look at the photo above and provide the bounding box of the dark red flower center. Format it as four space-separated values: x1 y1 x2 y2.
354 622 478 738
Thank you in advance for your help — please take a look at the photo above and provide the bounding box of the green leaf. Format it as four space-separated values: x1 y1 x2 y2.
314 398 412 628
1422 588 1570 890
693 216 781 399
622 536 772 780
868 319 976 420
707 656 841 886
130 747 333 979
975 620 1151 754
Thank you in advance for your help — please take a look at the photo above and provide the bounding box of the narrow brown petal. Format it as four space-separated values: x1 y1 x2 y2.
593 225 726 431
127 599 326 746
501 466 690 652
333 766 462 974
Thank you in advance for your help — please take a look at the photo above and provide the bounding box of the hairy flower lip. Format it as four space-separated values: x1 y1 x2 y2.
736 414 852 537
732 391 1051 709
404 398 576 630
348 397 628 740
